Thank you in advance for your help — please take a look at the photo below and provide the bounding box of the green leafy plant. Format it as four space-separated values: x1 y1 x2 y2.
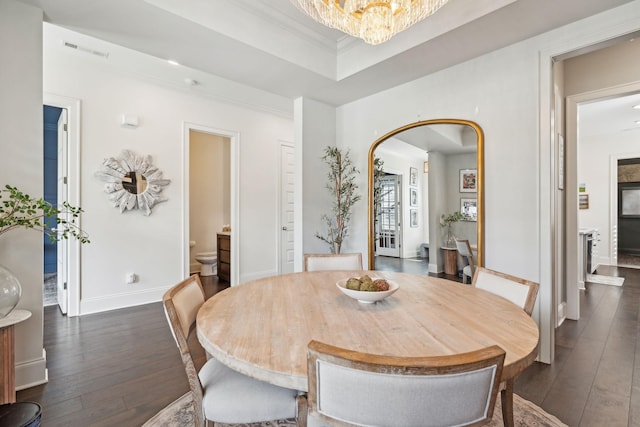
439 211 464 227
0 185 89 243
316 146 361 254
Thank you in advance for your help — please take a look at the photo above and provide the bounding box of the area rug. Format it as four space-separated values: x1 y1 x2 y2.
143 392 568 427
586 273 625 286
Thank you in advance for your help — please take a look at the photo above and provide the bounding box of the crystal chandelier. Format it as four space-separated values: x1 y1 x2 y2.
291 0 450 45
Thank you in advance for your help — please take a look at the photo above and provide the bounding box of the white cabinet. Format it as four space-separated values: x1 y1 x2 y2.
578 228 597 290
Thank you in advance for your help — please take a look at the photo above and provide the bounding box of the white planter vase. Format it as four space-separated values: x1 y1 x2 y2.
0 265 22 318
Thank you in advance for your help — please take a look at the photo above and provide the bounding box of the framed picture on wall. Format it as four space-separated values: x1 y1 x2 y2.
460 198 477 221
410 209 418 227
579 194 589 210
409 167 418 187
410 188 418 206
460 169 477 193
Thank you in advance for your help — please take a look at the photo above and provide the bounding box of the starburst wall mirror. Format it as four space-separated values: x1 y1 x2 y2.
95 150 171 215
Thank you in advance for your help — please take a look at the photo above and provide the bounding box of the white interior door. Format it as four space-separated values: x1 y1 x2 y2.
56 109 68 314
280 143 295 274
376 174 402 257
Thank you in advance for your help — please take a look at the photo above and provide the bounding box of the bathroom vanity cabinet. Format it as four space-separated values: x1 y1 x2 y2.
217 232 231 283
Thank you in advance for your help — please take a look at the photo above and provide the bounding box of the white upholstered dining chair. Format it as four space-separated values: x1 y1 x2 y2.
471 266 539 316
303 253 363 272
162 275 307 427
306 340 505 427
471 266 540 427
455 239 477 284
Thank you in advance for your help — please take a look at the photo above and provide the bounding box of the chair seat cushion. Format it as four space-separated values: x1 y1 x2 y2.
463 265 472 277
200 358 298 423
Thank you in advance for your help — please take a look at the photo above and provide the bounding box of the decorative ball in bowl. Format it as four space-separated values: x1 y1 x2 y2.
336 275 399 304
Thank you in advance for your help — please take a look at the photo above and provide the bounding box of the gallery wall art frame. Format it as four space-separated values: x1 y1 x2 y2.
460 169 477 193
410 209 418 227
410 188 418 207
460 198 477 222
409 167 418 187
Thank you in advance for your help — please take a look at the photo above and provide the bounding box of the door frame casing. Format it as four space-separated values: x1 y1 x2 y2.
44 93 81 316
565 82 640 321
182 122 239 285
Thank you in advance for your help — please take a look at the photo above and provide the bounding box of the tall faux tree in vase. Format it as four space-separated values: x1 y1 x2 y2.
316 146 361 254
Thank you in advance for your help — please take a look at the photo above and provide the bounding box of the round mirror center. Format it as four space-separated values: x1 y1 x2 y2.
122 171 148 195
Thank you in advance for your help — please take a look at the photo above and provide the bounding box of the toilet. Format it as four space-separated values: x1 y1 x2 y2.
195 252 217 276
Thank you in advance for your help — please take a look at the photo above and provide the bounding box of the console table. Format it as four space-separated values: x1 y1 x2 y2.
0 309 31 404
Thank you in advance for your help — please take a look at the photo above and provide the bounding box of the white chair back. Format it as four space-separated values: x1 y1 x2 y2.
304 253 363 272
455 239 474 258
307 340 505 427
472 267 539 315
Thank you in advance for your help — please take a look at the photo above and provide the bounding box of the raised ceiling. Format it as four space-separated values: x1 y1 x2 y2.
18 0 635 107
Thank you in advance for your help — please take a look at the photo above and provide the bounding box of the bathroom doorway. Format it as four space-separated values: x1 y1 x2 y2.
183 122 239 284
188 130 230 275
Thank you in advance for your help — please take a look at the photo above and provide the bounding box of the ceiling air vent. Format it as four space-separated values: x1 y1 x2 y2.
62 41 109 59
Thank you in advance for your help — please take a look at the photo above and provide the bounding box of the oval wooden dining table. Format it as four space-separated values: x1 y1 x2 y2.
197 270 539 394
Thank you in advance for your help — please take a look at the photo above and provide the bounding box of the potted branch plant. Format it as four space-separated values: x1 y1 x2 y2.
0 184 89 318
316 146 361 254
440 211 464 248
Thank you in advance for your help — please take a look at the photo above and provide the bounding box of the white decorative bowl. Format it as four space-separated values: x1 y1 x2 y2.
336 278 399 304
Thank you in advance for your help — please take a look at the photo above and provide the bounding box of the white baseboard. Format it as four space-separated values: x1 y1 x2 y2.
80 287 167 315
15 348 48 391
428 263 440 274
557 302 566 327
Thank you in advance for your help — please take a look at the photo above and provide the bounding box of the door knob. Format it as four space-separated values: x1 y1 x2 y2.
282 226 288 231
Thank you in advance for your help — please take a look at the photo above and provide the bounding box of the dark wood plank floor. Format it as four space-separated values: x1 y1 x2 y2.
16 275 228 427
515 264 640 427
16 262 640 426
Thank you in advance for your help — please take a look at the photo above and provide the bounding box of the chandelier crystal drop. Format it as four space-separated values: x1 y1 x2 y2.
292 0 450 45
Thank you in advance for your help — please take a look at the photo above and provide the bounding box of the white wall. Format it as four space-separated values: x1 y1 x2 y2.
0 0 47 390
444 153 477 245
298 98 340 258
189 131 230 273
43 26 294 314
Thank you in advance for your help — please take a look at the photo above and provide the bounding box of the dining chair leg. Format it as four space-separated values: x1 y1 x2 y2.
501 378 515 427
